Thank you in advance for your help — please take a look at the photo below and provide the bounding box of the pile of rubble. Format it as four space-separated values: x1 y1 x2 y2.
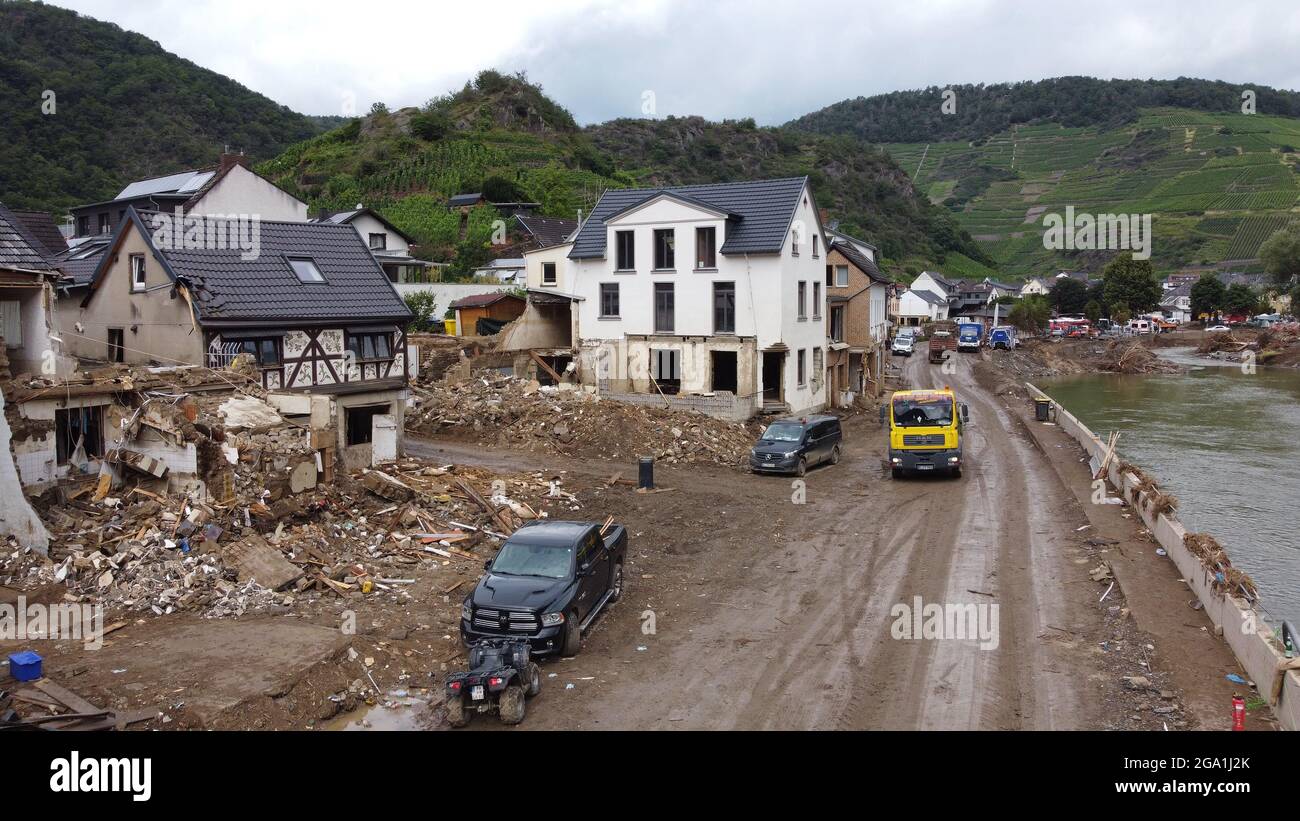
2 446 585 620
407 374 761 466
1097 340 1177 374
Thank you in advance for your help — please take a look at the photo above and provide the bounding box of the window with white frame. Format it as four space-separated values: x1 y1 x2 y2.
542 262 557 285
130 254 146 292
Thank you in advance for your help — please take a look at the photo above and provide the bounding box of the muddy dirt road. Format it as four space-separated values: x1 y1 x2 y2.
408 353 1152 730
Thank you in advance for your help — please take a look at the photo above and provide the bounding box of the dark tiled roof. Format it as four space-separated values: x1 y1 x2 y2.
449 292 524 309
9 209 69 256
569 177 809 259
909 289 947 306
55 239 111 285
449 193 484 207
87 210 411 324
0 203 55 270
829 239 888 284
515 215 578 247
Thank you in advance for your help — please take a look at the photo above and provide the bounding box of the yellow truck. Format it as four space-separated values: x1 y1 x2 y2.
880 387 970 478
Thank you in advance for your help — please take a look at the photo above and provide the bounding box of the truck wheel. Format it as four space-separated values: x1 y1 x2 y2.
525 662 542 697
610 562 624 603
445 697 470 728
891 467 903 480
499 684 526 725
795 457 807 477
829 445 841 465
951 467 963 479
562 611 582 657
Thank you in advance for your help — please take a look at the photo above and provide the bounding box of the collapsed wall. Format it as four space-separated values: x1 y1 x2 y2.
0 391 50 554
1027 382 1300 731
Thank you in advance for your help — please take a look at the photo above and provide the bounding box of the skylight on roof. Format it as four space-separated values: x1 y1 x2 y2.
288 257 326 283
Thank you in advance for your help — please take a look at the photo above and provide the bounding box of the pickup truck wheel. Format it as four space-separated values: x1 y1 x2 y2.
795 458 807 477
525 662 542 697
830 445 841 465
498 684 526 725
610 562 624 603
445 696 470 728
562 612 582 657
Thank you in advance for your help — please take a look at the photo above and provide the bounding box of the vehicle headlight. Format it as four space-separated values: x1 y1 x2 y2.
460 601 472 621
782 450 797 458
541 612 566 627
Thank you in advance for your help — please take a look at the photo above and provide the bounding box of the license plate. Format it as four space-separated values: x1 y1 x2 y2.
916 464 934 470
471 686 484 701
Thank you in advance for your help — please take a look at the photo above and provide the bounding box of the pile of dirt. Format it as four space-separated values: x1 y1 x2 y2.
408 375 763 466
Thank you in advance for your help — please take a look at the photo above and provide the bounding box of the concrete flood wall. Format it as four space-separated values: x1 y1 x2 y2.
1027 382 1300 731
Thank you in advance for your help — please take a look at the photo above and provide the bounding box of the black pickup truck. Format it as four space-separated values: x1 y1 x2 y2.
460 520 627 657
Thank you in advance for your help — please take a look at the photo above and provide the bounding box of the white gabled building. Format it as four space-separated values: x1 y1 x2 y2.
909 270 955 301
896 288 949 326
567 177 828 418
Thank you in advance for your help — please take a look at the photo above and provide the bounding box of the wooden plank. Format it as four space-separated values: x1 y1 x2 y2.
32 679 102 714
529 350 564 383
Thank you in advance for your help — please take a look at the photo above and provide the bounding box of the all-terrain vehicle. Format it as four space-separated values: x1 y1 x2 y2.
444 638 542 727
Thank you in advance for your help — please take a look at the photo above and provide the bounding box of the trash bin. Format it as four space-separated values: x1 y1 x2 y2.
7 650 42 682
1034 398 1052 422
443 318 457 335
638 456 654 490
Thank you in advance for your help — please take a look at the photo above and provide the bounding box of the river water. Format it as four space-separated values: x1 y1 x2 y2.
1042 348 1300 623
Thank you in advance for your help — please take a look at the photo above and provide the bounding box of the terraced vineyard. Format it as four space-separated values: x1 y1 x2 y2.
882 107 1300 278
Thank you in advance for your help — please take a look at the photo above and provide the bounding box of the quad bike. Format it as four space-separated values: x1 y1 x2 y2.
444 639 541 727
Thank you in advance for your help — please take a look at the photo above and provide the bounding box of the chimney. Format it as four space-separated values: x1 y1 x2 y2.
219 150 251 173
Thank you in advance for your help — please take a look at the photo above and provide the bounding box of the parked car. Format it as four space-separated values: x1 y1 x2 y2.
891 335 915 356
749 415 842 477
1206 324 1232 332
460 520 627 657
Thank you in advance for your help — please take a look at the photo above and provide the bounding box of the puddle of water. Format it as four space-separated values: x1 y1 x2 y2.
326 690 441 731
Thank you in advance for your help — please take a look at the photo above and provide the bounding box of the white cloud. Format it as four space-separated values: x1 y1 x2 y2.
52 0 1300 123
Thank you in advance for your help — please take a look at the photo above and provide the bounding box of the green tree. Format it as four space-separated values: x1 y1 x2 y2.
1190 273 1226 320
1048 277 1089 315
1259 227 1300 289
1008 295 1050 333
403 291 440 333
1223 283 1262 316
1111 304 1132 325
1084 300 1102 323
1102 253 1162 313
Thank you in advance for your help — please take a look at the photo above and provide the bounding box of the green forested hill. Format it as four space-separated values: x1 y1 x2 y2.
259 71 989 277
0 0 334 213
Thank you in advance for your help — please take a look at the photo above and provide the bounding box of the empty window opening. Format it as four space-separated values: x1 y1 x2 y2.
56 406 104 465
650 348 680 394
346 404 390 447
711 350 737 393
107 328 125 362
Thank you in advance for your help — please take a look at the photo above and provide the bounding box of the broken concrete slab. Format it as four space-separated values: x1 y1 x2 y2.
361 470 415 502
222 534 303 590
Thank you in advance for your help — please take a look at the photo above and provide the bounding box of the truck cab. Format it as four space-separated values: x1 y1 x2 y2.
881 388 969 478
461 520 627 656
989 326 1017 350
957 322 983 352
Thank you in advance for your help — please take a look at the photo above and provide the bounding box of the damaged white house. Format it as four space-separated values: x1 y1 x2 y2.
565 177 829 419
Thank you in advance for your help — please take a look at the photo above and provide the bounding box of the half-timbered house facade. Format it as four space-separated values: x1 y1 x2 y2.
69 208 413 468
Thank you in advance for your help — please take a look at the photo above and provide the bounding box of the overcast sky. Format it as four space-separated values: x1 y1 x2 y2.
53 0 1300 124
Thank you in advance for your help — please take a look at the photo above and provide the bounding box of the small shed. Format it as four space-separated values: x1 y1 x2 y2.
448 292 526 336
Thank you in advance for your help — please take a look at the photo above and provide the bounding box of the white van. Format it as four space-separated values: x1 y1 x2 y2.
1126 318 1151 335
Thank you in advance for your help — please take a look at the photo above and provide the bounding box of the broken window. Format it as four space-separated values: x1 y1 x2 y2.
650 349 680 394
55 406 104 465
233 337 281 367
107 328 124 362
346 332 391 362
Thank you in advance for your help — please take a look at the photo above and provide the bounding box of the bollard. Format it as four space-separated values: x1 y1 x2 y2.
638 456 654 490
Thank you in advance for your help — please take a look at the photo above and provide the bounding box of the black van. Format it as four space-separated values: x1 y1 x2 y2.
749 415 843 476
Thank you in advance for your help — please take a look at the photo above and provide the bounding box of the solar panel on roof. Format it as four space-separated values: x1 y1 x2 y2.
115 170 207 199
